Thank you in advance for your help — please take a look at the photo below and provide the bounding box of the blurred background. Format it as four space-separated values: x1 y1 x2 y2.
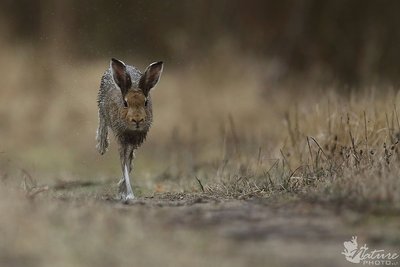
1 0 400 188
4 0 400 85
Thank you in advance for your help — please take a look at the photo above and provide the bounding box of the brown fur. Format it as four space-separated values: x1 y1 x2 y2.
120 90 147 129
96 58 163 201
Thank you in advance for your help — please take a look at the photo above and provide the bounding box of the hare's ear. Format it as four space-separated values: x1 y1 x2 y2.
139 61 163 96
111 58 132 96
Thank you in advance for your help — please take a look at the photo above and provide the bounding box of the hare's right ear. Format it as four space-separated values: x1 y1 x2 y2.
139 61 163 96
111 58 132 96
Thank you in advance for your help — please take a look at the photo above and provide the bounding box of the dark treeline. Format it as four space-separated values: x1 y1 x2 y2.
2 0 400 85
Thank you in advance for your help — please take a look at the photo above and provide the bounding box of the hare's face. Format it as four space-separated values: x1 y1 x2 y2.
111 58 163 131
120 90 149 131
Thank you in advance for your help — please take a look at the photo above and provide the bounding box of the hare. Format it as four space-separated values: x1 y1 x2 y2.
96 58 163 201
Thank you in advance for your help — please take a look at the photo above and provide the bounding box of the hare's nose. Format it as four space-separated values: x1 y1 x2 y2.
131 118 144 123
131 118 144 126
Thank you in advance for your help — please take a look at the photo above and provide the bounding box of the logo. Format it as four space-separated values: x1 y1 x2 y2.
342 236 399 265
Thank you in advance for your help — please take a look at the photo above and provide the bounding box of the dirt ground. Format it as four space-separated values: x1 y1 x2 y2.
110 194 400 267
2 182 398 267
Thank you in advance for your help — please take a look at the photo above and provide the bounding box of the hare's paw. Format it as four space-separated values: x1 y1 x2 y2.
96 139 109 155
117 180 135 202
118 191 135 203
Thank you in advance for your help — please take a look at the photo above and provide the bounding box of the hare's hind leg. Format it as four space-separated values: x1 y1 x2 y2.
96 113 109 155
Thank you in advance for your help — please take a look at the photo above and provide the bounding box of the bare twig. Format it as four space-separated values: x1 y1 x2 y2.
364 111 370 163
194 176 205 192
385 112 394 143
309 136 328 159
307 136 314 170
257 147 262 166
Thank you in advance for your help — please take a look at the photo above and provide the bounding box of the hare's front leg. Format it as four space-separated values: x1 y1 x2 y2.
118 144 135 201
96 113 109 155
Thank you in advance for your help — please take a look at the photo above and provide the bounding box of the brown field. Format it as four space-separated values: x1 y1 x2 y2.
0 43 399 267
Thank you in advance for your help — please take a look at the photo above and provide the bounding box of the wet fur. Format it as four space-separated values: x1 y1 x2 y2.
96 59 163 200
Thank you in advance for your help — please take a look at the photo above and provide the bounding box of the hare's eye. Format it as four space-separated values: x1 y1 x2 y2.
123 100 128 108
144 98 148 107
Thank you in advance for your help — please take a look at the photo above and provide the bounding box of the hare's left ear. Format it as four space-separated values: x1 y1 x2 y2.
139 61 163 96
111 58 132 96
